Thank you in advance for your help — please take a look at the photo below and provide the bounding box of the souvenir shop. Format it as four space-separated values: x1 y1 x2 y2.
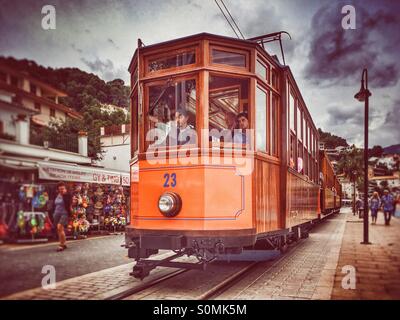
0 159 130 243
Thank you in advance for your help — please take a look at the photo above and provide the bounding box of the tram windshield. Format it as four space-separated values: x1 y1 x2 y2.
208 75 250 146
147 78 196 148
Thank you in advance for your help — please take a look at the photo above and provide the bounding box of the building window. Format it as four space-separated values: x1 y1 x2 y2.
50 108 55 117
10 76 19 87
0 71 6 82
30 83 37 95
211 49 246 67
256 87 267 153
34 102 41 111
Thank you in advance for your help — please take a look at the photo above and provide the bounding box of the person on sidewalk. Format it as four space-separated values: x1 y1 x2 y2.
381 189 395 226
52 182 72 251
369 192 381 225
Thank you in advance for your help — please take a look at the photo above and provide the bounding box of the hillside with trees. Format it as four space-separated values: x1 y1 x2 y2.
317 128 349 149
0 56 130 111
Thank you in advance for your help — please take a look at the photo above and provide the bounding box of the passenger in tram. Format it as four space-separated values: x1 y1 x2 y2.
174 107 196 146
233 112 250 145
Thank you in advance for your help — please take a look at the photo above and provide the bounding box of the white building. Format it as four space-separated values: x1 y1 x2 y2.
0 64 81 128
98 124 130 172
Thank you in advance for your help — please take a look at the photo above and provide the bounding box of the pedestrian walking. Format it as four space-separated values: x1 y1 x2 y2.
381 189 395 226
369 192 381 224
52 182 72 251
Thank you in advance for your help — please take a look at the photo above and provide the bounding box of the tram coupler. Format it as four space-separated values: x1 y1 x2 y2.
130 250 186 280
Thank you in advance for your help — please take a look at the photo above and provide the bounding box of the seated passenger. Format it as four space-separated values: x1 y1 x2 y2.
174 108 196 146
233 112 250 145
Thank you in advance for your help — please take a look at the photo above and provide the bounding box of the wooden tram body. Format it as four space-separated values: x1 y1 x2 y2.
126 33 340 278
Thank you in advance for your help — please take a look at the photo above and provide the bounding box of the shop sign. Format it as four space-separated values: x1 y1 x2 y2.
38 162 125 185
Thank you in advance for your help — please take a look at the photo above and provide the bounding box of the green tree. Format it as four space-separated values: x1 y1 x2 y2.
337 147 365 191
369 145 383 158
44 104 129 160
318 128 348 149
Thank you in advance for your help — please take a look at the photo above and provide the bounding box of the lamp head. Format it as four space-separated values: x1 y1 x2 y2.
354 77 371 102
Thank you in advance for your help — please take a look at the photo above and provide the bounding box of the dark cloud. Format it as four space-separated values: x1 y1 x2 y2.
107 38 119 49
384 99 400 128
81 57 127 81
305 2 400 88
71 43 83 53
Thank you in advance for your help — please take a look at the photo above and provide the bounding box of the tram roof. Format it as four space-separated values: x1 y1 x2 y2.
128 32 282 72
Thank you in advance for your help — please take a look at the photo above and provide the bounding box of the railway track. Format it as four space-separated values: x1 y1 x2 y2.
107 238 304 300
106 214 341 300
106 268 189 300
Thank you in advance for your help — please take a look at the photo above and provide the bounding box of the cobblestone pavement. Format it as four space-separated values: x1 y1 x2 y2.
2 253 178 300
331 209 400 300
216 212 347 300
8 208 394 300
0 234 129 298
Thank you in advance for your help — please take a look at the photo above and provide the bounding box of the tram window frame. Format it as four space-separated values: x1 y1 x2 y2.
145 46 198 76
270 94 279 157
255 86 268 153
209 45 249 70
289 92 295 133
208 74 250 150
296 105 301 138
256 59 269 82
271 69 279 90
143 74 199 151
131 63 139 90
131 89 139 157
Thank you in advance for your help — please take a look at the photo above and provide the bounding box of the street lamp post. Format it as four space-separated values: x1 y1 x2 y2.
352 170 357 216
354 68 371 245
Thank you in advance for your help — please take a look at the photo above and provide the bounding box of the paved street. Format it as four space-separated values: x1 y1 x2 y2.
3 208 400 300
0 234 128 298
217 211 346 300
331 209 400 299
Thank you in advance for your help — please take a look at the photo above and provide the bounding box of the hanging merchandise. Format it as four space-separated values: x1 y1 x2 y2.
17 210 26 235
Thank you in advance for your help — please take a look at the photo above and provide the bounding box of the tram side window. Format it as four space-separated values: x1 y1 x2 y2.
131 93 139 155
147 78 196 148
270 94 278 156
208 75 249 147
256 87 267 153
289 94 295 132
297 106 302 140
271 70 279 89
303 117 307 149
148 50 196 73
256 60 268 81
211 49 246 68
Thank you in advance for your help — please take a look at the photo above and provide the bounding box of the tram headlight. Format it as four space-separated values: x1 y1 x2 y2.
158 192 182 217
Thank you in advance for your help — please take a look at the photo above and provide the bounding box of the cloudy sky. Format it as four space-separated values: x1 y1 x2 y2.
0 0 399 147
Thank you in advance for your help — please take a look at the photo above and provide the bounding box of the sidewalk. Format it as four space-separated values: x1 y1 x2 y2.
331 208 400 299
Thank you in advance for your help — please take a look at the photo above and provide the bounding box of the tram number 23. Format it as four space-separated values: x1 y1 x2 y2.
163 173 177 187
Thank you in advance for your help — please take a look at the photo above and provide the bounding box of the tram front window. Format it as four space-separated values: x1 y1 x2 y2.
147 78 196 148
208 75 250 147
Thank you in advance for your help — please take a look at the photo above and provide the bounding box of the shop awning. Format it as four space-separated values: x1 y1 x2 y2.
38 161 130 186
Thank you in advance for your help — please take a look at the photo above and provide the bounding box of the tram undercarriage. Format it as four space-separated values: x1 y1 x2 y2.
125 220 316 279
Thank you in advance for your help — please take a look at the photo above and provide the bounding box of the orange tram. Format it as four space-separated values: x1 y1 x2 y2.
126 32 341 279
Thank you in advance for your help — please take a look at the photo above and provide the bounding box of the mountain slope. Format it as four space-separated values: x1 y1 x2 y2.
0 56 130 111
